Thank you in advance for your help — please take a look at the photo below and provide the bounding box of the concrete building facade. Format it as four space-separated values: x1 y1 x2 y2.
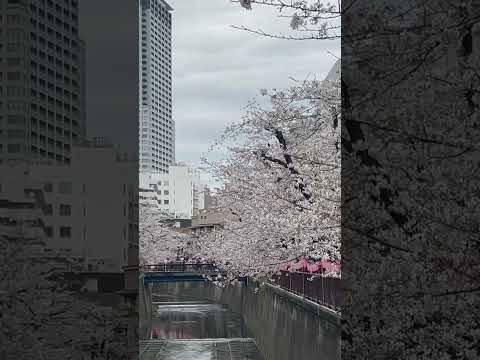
0 140 138 272
1 0 86 164
139 0 174 173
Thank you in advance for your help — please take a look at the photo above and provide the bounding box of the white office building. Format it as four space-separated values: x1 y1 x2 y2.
139 165 199 219
139 0 174 173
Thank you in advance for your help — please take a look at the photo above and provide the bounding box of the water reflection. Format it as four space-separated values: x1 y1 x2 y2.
140 339 263 360
149 303 251 340
140 282 340 360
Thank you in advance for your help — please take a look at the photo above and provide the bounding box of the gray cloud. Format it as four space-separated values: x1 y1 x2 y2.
169 0 340 165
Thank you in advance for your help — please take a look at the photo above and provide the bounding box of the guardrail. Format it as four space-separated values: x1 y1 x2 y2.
141 264 342 311
271 271 342 311
141 263 217 273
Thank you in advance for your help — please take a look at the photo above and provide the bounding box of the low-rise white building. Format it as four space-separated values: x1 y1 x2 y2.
139 165 195 219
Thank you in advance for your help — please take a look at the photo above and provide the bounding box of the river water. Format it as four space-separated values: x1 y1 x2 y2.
140 281 340 360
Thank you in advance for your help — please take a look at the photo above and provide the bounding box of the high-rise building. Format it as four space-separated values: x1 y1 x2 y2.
1 0 86 164
139 0 174 173
325 59 340 81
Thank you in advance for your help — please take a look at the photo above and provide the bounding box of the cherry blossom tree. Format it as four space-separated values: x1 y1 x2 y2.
340 1 480 358
200 77 340 278
0 221 129 359
139 200 189 265
233 0 340 40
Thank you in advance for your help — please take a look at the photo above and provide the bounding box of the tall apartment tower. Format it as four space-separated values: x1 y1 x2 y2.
0 0 86 165
139 0 174 173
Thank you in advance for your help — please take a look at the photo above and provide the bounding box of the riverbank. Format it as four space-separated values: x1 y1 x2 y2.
263 282 341 325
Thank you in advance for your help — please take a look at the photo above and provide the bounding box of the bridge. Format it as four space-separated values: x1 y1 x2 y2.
140 262 223 320
141 262 222 284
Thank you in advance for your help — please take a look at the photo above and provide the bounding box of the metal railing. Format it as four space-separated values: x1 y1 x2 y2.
141 262 217 273
141 263 342 311
271 271 342 311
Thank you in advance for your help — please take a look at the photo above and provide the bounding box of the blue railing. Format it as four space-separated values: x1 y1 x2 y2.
141 262 217 273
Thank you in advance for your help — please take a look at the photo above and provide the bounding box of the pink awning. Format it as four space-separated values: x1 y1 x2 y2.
307 262 320 273
290 258 308 271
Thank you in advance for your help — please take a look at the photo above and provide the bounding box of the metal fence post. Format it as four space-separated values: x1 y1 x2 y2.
302 273 305 298
322 276 325 305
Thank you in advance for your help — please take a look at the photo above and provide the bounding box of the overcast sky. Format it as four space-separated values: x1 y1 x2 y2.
169 0 340 169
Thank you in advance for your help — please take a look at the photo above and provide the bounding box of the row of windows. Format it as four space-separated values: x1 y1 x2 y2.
31 102 79 115
31 117 80 133
0 143 22 153
0 14 25 25
142 95 172 107
141 157 171 168
142 74 171 91
141 59 171 76
142 121 172 135
141 133 172 144
142 47 171 70
30 146 71 162
141 164 169 171
30 48 80 77
31 121 78 136
32 114 79 127
43 180 73 193
30 1 78 20
141 22 171 43
142 91 172 105
140 151 170 161
30 11 78 35
44 225 71 238
44 203 71 216
31 92 79 111
30 32 79 60
141 61 171 81
26 22 78 47
0 143 69 157
145 129 172 142
30 133 73 148
31 87 79 104
140 146 171 158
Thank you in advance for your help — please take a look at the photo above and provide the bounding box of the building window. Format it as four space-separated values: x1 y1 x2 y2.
43 182 53 193
45 226 53 237
58 181 72 194
44 204 53 215
59 204 71 216
164 190 169 195
59 226 71 238
164 200 169 205
7 144 21 153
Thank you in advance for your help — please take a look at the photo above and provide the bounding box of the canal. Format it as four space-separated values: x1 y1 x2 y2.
140 280 340 359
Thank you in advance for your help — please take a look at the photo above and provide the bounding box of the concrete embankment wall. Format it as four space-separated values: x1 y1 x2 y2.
150 280 340 360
